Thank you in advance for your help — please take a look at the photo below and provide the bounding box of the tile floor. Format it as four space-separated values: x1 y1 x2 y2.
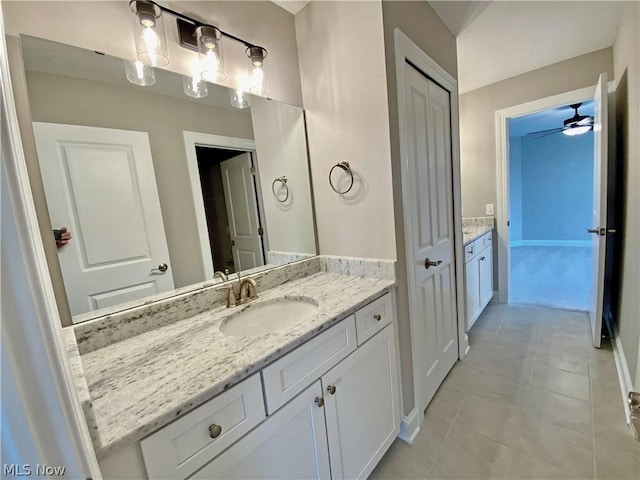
370 303 639 479
510 246 591 311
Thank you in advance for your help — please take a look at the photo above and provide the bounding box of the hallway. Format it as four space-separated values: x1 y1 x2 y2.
371 303 639 479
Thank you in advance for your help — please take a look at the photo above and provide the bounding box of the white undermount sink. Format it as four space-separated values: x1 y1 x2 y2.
219 296 319 337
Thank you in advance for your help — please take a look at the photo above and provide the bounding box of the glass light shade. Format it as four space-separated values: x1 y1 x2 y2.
230 88 251 109
124 59 156 86
197 26 226 83
130 0 169 67
563 125 591 136
183 76 208 99
246 46 269 96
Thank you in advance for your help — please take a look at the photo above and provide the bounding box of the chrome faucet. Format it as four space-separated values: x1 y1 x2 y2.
225 277 258 307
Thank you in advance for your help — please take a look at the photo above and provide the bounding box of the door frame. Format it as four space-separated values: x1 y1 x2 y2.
394 29 467 428
183 132 267 280
494 84 607 303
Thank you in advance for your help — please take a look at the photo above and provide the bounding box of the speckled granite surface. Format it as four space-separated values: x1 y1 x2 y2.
462 217 494 246
74 257 322 355
64 258 395 460
463 225 493 246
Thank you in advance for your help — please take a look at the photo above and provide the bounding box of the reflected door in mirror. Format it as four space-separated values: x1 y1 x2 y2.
33 123 174 316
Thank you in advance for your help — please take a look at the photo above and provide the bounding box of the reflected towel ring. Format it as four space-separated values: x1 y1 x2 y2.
272 176 289 203
329 161 354 194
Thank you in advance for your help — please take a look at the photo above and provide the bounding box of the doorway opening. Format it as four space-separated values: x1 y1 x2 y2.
195 146 266 274
507 101 594 311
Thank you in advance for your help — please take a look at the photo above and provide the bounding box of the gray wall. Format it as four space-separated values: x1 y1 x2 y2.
381 0 458 415
612 2 639 389
459 48 613 294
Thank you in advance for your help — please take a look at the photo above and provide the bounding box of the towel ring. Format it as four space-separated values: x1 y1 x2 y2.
272 176 289 203
329 161 354 194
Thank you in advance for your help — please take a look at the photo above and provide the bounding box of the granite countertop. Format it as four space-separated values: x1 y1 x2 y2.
68 270 394 459
463 225 493 246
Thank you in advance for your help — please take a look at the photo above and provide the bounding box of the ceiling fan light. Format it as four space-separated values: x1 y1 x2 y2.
563 125 591 136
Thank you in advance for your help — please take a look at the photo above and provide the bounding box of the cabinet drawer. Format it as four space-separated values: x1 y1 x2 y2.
355 293 393 345
262 317 357 414
464 242 475 262
140 374 265 480
482 231 493 248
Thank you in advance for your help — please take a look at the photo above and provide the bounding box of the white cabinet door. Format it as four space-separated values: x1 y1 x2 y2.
322 325 400 480
479 246 493 309
190 381 330 480
465 257 480 329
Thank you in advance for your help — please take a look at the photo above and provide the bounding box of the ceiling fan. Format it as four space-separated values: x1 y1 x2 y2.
527 103 594 139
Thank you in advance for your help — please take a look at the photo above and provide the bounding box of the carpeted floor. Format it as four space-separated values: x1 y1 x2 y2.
510 246 591 311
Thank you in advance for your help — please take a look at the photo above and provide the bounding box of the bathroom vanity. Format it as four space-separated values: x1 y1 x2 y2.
64 256 401 479
463 223 494 330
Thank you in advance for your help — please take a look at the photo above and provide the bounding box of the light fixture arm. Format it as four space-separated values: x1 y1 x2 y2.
140 0 265 51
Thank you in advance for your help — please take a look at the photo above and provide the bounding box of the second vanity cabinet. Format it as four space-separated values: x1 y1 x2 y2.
139 292 400 480
465 231 494 329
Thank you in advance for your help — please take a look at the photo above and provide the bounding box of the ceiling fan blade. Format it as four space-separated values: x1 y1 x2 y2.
525 127 564 136
532 129 563 139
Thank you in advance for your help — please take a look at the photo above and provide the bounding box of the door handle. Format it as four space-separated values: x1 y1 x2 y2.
425 258 442 269
587 227 605 236
151 263 168 273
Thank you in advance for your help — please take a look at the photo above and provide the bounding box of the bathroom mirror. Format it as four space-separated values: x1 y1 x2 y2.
19 36 317 323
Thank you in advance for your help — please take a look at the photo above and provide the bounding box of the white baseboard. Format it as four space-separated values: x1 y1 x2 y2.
605 316 633 426
398 408 420 444
510 240 590 248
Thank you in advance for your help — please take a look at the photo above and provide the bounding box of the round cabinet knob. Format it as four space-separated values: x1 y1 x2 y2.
327 385 337 395
373 314 382 322
208 424 222 439
315 397 324 407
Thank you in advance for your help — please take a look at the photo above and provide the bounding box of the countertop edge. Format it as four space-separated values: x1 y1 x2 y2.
463 226 493 246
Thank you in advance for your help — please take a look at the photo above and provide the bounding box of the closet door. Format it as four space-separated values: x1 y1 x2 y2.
401 62 459 412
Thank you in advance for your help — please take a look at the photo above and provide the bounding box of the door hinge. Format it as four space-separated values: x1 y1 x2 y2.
258 227 264 236
507 221 510 227
250 167 256 176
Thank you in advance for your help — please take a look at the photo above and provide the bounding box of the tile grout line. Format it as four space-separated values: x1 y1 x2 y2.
429 391 469 471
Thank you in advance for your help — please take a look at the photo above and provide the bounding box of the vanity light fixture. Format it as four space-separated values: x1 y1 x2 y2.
128 0 269 93
123 59 156 86
246 47 269 96
183 75 208 99
197 25 226 83
130 0 169 67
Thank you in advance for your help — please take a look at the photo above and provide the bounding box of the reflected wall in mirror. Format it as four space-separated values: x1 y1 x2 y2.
20 36 317 323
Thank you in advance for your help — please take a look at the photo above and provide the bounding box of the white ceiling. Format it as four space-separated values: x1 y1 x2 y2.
509 100 594 137
271 1 310 15
428 1 625 94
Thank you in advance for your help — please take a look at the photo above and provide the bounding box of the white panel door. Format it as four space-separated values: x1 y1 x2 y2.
33 123 173 317
190 381 330 480
402 63 459 412
322 325 401 480
220 153 264 270
588 73 609 348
